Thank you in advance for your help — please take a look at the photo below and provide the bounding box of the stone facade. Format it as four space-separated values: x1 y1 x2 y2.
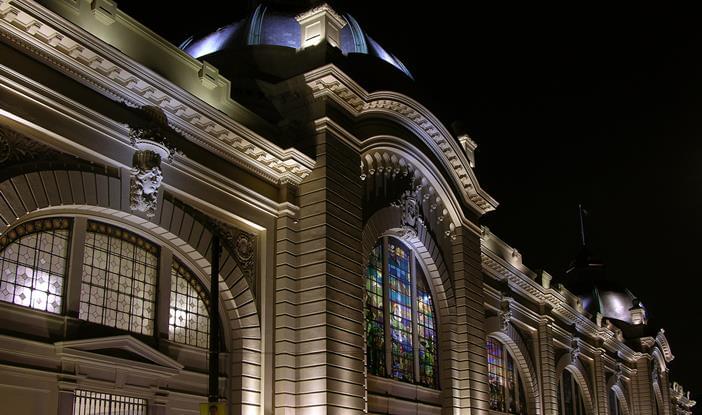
0 1 694 414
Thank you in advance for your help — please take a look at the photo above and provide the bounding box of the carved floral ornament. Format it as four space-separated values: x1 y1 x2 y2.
361 150 457 240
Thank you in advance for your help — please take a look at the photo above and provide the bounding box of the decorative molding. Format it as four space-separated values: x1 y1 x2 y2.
361 145 459 240
305 65 497 216
55 335 183 371
0 0 313 186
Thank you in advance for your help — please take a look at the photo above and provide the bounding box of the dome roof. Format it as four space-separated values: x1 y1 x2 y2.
179 3 413 78
565 246 646 327
579 283 645 325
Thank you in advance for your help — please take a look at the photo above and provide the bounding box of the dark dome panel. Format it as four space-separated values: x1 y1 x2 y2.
179 4 413 79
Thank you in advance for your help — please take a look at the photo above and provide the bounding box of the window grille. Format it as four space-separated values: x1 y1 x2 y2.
73 390 147 415
169 258 210 348
0 218 70 314
79 221 158 335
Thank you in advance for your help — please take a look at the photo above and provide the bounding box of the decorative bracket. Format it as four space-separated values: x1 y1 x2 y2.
128 106 181 217
499 295 512 332
391 182 424 239
571 338 581 364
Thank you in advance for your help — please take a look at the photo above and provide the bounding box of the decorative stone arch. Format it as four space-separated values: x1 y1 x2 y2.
306 65 498 215
0 168 262 413
361 138 470 240
607 372 632 415
485 317 542 415
362 206 454 318
361 205 457 409
651 348 668 374
555 352 596 415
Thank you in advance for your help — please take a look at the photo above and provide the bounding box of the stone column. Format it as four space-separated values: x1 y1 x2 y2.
593 349 609 415
275 130 364 414
450 225 490 413
537 316 558 414
57 382 75 415
630 356 654 415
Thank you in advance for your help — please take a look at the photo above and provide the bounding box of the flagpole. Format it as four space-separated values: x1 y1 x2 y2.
578 204 586 247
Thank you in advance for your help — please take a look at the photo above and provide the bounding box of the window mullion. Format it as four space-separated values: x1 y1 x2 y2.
411 251 419 384
382 236 392 378
65 216 87 317
158 247 173 340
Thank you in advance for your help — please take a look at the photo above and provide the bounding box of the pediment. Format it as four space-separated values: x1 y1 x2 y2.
55 335 183 371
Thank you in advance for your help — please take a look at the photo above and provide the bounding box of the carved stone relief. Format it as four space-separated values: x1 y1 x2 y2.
128 106 180 217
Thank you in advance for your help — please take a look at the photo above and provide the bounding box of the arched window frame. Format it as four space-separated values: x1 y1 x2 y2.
169 257 211 348
557 368 588 415
486 336 528 414
365 235 439 389
0 217 72 314
0 215 217 350
609 387 624 415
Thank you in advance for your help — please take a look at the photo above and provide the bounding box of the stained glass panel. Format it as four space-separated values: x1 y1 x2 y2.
365 243 385 376
417 265 437 388
388 240 413 382
79 221 158 335
487 337 505 411
169 259 210 348
0 218 70 314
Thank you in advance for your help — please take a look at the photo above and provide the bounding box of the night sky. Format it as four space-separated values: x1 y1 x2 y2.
116 1 701 406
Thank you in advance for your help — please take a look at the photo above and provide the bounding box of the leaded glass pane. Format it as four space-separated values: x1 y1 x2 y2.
388 240 413 382
416 265 437 388
487 337 505 411
0 218 70 314
168 259 210 348
79 221 158 335
365 243 385 376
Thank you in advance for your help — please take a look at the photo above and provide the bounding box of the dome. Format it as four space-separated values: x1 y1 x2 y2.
579 282 645 325
565 246 647 327
179 3 413 79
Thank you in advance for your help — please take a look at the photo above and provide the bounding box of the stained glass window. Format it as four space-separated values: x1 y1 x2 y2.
487 337 506 411
609 388 623 415
558 369 586 415
417 266 437 388
387 240 413 382
0 218 70 314
79 221 158 335
169 259 210 348
364 236 438 389
365 243 385 376
487 337 527 414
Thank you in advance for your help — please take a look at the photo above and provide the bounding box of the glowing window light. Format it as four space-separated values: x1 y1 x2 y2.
0 218 70 314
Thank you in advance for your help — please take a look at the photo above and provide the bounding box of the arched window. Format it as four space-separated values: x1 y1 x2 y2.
486 337 527 414
364 236 438 388
169 259 210 348
609 388 624 415
557 369 587 415
79 221 158 335
0 218 70 313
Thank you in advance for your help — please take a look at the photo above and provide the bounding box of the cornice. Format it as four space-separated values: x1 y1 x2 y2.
305 65 498 216
481 231 641 363
0 64 288 220
0 0 314 185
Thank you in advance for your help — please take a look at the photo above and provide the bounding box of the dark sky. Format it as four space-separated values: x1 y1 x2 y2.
116 1 701 406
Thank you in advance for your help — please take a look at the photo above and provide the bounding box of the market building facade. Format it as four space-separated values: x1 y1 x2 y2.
0 1 695 414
